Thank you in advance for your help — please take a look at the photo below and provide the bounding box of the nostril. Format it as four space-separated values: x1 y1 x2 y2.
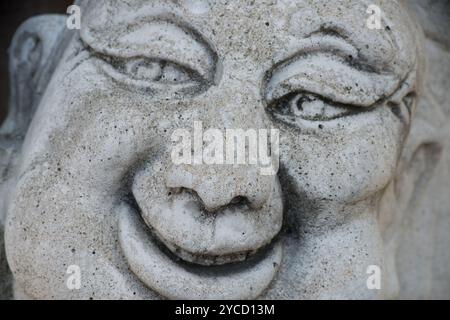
166 187 252 213
167 187 212 210
229 196 250 207
168 187 182 196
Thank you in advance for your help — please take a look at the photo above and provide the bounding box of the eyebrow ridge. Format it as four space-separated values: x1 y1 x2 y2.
269 27 378 80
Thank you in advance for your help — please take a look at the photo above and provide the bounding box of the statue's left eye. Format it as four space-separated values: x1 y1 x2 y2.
268 92 358 123
124 58 194 84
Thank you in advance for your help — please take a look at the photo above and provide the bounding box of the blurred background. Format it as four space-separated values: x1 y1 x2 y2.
0 0 72 125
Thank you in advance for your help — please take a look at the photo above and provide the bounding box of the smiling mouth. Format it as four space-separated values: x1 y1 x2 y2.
136 188 279 267
148 217 275 267
118 178 284 299
130 204 280 271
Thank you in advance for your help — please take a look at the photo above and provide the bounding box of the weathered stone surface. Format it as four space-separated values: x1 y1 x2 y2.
0 0 449 300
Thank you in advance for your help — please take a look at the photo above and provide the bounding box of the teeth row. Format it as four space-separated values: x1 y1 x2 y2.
154 229 258 266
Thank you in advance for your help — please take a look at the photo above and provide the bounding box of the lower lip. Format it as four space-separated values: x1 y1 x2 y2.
117 203 283 299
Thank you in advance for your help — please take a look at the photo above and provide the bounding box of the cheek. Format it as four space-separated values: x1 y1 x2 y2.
280 107 406 203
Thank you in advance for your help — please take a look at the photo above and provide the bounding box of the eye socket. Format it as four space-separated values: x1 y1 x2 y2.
97 55 206 93
124 58 194 84
268 92 358 123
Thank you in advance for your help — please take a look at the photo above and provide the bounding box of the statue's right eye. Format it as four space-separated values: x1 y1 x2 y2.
123 58 195 84
96 55 206 93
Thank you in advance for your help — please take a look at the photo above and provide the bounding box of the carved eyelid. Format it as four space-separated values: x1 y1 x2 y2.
264 35 402 108
80 16 218 82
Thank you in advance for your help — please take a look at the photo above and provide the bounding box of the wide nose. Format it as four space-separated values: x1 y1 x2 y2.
166 164 274 212
166 82 278 212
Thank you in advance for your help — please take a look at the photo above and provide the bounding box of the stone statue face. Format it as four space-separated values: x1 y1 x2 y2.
4 0 423 299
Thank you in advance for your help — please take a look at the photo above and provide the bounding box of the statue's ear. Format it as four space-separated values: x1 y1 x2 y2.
0 14 69 299
0 15 68 225
381 94 445 298
1 14 68 138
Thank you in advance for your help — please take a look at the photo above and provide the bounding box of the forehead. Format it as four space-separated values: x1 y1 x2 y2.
81 0 416 75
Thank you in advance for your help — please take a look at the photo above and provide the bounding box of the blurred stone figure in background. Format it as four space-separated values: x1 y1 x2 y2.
0 0 449 299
